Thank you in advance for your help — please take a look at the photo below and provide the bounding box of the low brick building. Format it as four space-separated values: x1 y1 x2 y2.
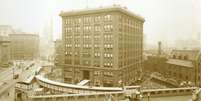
165 50 201 86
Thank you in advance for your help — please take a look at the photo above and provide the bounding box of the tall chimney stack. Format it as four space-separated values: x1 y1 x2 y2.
158 41 162 56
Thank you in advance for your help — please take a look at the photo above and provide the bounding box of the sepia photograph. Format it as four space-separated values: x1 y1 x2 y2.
0 0 201 101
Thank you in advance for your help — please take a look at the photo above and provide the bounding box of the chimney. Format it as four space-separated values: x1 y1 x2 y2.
158 41 162 56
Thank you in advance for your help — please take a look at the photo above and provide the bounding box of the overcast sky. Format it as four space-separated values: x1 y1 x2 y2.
0 0 200 45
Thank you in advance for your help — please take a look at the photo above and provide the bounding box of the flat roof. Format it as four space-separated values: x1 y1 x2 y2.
166 59 194 68
60 6 145 21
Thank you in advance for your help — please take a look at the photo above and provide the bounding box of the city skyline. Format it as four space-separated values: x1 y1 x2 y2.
0 0 200 45
0 1 201 101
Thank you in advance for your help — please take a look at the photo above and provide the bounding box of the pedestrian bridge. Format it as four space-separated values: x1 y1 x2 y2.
35 75 140 94
15 75 198 101
35 75 196 95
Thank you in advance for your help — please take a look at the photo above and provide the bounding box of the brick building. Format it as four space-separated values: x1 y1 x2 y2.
60 6 145 86
165 50 201 86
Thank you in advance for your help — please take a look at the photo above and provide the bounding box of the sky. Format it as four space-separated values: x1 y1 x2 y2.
0 0 200 45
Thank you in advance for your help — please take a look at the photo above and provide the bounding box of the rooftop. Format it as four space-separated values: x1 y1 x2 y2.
171 50 200 60
166 59 194 68
60 5 145 21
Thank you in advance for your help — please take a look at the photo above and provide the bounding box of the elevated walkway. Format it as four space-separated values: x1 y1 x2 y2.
35 75 124 93
14 75 198 101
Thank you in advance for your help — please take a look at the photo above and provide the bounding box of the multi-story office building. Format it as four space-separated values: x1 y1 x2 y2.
9 33 39 60
60 6 145 86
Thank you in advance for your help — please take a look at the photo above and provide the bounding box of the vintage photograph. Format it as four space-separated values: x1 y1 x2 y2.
0 0 201 101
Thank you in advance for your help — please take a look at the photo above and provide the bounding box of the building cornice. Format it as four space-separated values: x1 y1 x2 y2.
60 6 145 22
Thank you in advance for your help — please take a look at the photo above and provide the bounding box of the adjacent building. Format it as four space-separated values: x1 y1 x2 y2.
9 33 39 60
0 36 10 67
60 6 145 86
0 25 14 67
165 50 201 86
54 39 64 66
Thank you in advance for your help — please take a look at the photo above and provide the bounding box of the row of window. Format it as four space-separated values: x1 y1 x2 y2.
104 62 113 67
119 15 142 27
65 35 113 39
94 71 113 76
65 52 113 58
172 54 189 60
65 24 113 33
65 44 113 48
65 14 112 25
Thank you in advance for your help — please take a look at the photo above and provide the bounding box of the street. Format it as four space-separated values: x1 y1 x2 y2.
0 61 42 101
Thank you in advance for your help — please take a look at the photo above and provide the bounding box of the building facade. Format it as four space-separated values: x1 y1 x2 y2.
165 50 201 86
0 25 13 67
9 33 39 60
60 6 145 86
0 25 14 36
0 36 10 67
54 39 64 66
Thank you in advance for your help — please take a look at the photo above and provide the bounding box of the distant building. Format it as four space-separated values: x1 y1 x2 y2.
0 25 13 67
9 33 39 60
54 39 64 66
0 25 14 36
39 20 54 61
174 39 201 50
143 41 168 73
0 36 10 67
165 50 201 86
60 6 145 86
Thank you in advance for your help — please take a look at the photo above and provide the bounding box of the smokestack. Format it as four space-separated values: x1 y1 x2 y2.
158 41 162 56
